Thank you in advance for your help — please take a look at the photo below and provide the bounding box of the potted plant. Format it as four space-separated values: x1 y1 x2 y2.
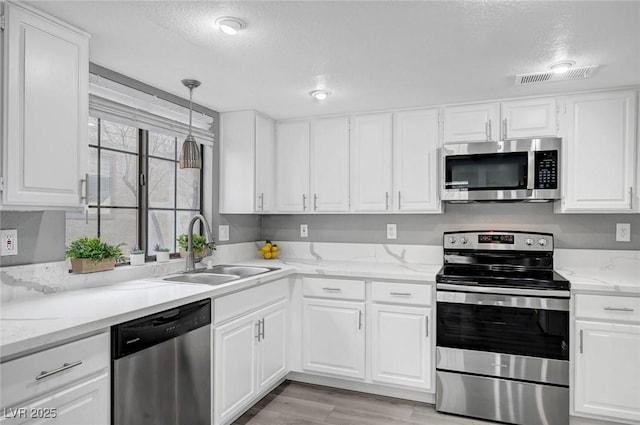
66 237 125 274
177 233 215 261
129 246 146 266
153 243 170 263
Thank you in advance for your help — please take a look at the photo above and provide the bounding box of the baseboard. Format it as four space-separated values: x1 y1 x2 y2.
286 371 435 404
570 414 638 425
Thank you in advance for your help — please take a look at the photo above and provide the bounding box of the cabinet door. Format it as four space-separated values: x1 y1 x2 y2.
255 114 276 212
443 103 499 143
275 121 310 212
302 298 365 379
501 97 557 139
214 314 258 425
310 117 350 212
3 3 89 208
371 304 432 390
220 111 256 213
257 300 288 392
393 109 441 212
0 372 110 425
351 114 393 211
574 321 640 422
559 91 637 212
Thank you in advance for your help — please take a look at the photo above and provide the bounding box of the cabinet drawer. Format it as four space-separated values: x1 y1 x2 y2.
214 278 288 324
0 332 109 408
575 294 640 322
303 277 365 300
372 281 432 306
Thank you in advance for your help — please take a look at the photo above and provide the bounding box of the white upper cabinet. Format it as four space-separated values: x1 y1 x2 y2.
556 91 637 213
275 121 310 212
310 117 350 212
2 2 89 209
443 103 499 143
351 113 393 212
255 114 276 212
393 109 441 212
443 97 558 144
220 111 275 213
501 97 557 139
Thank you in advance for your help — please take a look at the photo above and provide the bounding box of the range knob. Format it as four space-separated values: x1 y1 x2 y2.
538 238 548 246
448 236 457 244
460 236 468 245
525 238 534 246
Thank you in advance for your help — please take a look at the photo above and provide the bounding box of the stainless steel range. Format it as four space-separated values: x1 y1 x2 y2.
435 231 570 425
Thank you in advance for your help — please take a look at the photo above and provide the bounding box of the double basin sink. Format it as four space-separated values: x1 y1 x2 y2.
163 265 280 286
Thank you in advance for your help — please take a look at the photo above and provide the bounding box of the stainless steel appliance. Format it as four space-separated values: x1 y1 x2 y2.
435 231 570 425
112 299 211 425
442 138 561 202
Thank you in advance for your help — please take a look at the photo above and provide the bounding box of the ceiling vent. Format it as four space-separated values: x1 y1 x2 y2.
515 66 599 86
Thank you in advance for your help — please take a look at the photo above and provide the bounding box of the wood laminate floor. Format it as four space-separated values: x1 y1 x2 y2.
233 381 496 425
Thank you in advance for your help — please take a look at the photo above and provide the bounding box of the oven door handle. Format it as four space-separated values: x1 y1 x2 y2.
436 290 569 311
436 283 570 299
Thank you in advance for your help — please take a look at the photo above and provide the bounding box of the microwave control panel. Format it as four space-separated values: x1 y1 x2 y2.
535 150 558 189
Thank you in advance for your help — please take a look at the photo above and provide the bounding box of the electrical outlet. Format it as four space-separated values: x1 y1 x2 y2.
1 229 18 256
218 225 229 242
387 224 397 240
300 224 308 238
616 223 631 242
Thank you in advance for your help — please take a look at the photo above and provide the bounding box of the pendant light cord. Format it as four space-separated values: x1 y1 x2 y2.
188 86 193 136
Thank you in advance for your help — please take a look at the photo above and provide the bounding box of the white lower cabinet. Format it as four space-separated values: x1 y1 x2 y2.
302 298 366 379
214 298 288 425
573 293 640 424
0 333 110 425
574 321 640 423
371 304 432 390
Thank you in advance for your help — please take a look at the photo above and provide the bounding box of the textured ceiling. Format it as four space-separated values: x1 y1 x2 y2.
26 1 640 119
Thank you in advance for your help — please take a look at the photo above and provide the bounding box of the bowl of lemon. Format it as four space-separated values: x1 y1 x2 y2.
260 240 279 259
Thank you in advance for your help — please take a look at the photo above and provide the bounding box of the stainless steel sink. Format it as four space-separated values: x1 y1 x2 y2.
163 264 280 286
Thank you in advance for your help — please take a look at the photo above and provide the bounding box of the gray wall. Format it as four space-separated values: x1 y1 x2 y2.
262 203 640 250
0 211 66 267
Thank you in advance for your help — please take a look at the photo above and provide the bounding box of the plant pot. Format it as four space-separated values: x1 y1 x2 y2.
70 258 116 274
155 251 170 263
130 253 145 266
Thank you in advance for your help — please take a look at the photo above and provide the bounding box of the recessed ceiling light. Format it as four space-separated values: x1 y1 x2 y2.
215 17 245 36
549 60 576 74
309 90 331 101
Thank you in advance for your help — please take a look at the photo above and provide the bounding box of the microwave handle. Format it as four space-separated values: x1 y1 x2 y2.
527 151 535 190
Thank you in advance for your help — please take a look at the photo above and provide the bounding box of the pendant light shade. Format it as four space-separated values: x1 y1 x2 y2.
180 79 202 169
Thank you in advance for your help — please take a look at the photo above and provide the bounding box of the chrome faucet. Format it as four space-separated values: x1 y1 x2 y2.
185 214 215 272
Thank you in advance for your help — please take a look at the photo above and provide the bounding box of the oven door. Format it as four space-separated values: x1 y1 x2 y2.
436 291 569 361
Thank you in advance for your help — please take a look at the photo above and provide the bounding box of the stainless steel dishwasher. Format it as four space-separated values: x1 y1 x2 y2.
112 299 211 425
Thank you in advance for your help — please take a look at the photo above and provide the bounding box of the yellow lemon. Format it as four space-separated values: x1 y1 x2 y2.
263 251 272 259
271 245 279 253
271 251 278 259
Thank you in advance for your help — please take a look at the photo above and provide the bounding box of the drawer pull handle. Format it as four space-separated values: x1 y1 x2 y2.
322 287 342 292
358 310 363 330
36 360 83 381
579 330 584 354
604 307 635 312
425 315 429 338
491 363 509 368
390 292 412 296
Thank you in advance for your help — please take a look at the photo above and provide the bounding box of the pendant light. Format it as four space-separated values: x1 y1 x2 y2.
180 79 202 169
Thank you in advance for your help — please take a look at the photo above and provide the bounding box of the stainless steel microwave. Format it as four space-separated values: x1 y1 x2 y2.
442 138 561 202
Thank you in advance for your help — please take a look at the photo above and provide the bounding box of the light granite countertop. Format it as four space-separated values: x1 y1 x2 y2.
2 243 640 362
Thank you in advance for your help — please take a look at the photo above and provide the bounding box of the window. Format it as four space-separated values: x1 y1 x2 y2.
66 117 202 256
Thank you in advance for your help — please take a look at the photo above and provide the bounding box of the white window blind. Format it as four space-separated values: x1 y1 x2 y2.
88 73 214 146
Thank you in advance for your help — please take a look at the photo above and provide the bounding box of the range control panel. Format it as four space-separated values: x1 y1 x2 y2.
443 231 554 251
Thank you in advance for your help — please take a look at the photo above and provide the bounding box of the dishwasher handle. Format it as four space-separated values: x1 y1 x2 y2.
112 298 211 359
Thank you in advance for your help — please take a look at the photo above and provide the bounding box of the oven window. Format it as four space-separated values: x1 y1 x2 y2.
445 153 528 190
437 302 569 360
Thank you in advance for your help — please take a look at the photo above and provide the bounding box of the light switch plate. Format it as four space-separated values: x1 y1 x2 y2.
1 229 18 256
616 223 631 242
300 224 308 238
387 224 397 240
218 225 230 242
